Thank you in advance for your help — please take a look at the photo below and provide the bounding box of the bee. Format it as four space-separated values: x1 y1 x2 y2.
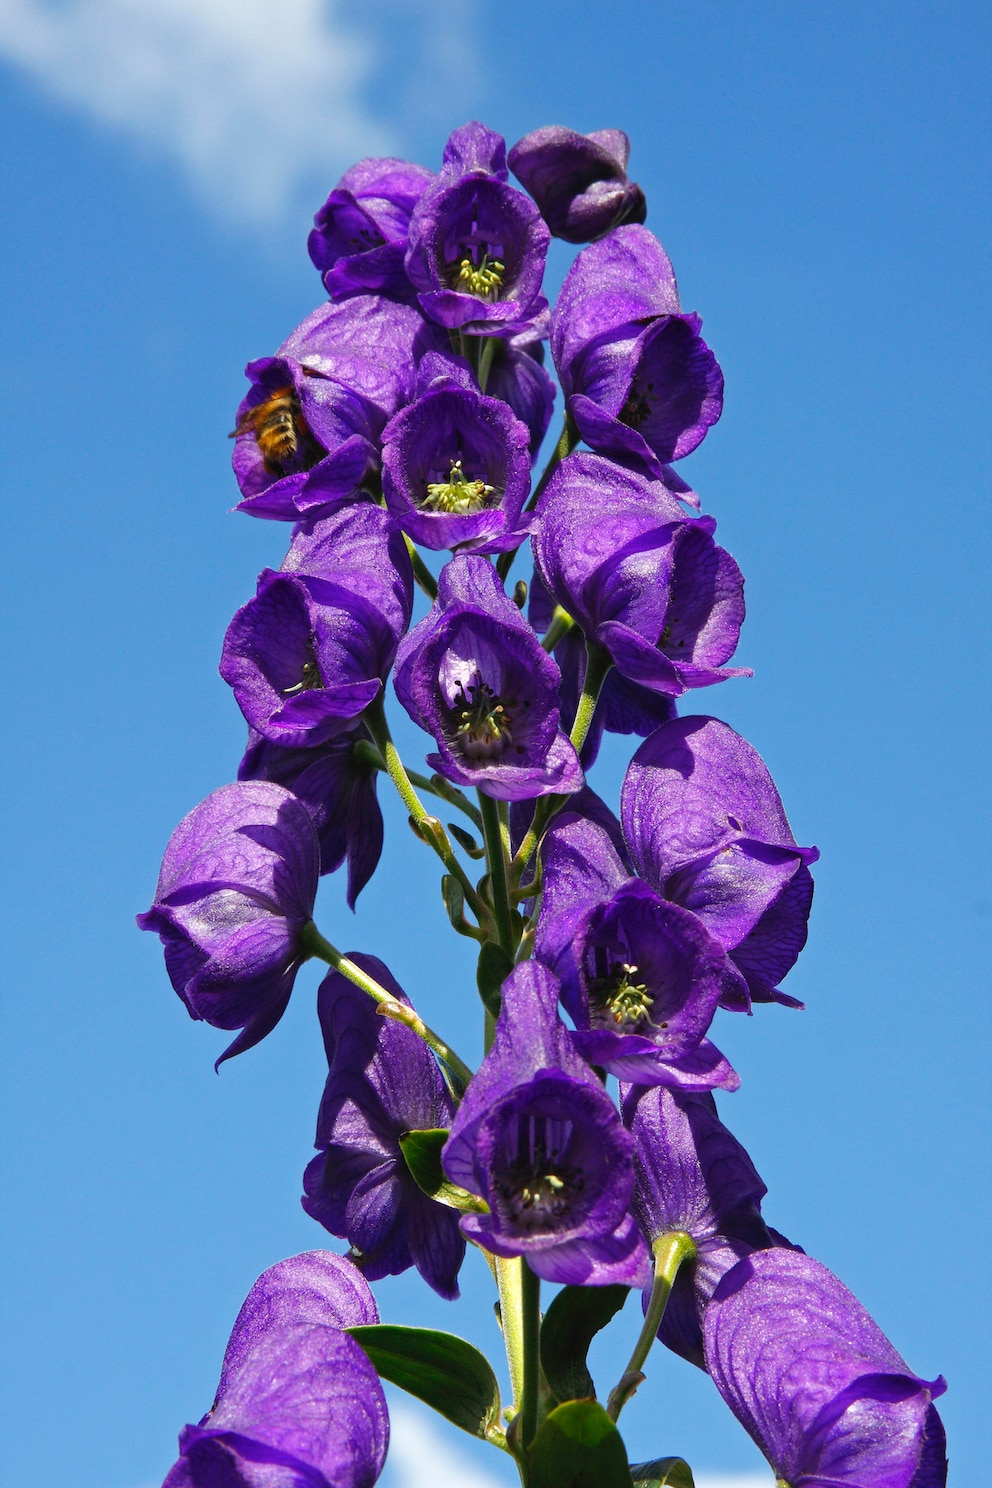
229 385 321 475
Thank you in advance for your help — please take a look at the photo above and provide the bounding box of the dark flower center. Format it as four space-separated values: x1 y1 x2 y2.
452 674 515 761
494 1113 583 1230
231 385 323 475
619 376 654 430
282 644 324 697
446 248 505 301
422 459 496 514
586 947 665 1035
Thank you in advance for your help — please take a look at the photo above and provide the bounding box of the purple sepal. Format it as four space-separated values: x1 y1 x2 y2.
550 226 723 476
440 121 508 181
279 294 448 418
137 782 318 1065
443 963 651 1287
302 957 465 1299
381 358 532 551
621 1084 774 1366
308 156 434 301
484 338 556 458
219 571 386 750
394 555 582 801
705 1250 947 1487
162 1251 387 1488
509 125 646 243
406 167 550 338
280 502 414 646
622 716 819 1004
239 728 382 908
231 356 384 523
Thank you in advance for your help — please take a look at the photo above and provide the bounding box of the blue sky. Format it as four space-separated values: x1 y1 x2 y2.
0 2 989 1485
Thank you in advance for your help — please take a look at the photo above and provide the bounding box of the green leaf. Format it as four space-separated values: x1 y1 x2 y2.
540 1284 629 1402
347 1324 502 1442
528 1400 634 1488
448 822 485 859
477 940 514 1018
629 1459 695 1488
398 1129 488 1213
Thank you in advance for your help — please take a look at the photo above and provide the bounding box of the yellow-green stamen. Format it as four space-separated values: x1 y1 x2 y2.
423 460 496 515
449 252 505 301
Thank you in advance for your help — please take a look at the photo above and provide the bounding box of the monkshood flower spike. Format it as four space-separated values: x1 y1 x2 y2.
142 116 947 1488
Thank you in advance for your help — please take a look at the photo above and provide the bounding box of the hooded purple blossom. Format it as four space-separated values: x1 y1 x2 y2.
534 452 749 696
137 782 319 1064
508 125 646 243
550 225 723 482
443 962 651 1287
622 1084 786 1368
621 717 819 1006
302 956 465 1299
381 352 532 552
279 292 447 418
393 554 583 801
221 506 413 750
484 333 556 457
405 123 550 338
309 156 434 301
239 727 382 909
163 1251 387 1488
230 355 384 523
535 811 743 1089
705 1250 947 1487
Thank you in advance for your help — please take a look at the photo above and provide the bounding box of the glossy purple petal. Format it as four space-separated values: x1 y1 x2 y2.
163 1252 387 1488
381 376 531 551
440 121 508 181
309 156 434 300
302 957 465 1298
622 716 818 1002
484 338 556 457
239 728 382 908
705 1250 946 1487
394 554 582 801
279 294 447 417
281 502 414 645
137 782 318 1064
509 125 646 242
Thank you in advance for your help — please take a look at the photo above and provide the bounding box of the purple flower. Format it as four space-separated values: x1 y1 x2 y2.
534 452 749 696
230 355 384 523
278 293 447 418
137 782 318 1064
550 225 723 480
621 716 819 1005
163 1250 388 1488
535 811 743 1089
238 727 382 908
302 956 465 1299
509 125 646 243
405 125 550 338
393 554 583 801
443 962 651 1287
381 352 532 552
221 506 413 751
309 156 434 301
705 1250 947 1487
622 1083 781 1368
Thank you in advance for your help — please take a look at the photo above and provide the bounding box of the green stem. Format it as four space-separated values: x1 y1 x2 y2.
520 1261 541 1451
364 697 487 924
299 922 474 1092
480 791 516 957
605 1230 697 1422
404 535 438 600
495 1255 527 1424
509 640 613 877
540 604 574 653
478 335 497 393
407 770 483 829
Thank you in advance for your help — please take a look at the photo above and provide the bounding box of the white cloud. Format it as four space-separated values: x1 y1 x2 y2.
382 1406 511 1487
0 0 480 227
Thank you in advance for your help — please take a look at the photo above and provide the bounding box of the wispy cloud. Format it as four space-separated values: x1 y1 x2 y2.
0 0 481 228
380 1407 771 1488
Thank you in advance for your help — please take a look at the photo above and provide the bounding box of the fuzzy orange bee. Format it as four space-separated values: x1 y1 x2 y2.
229 385 320 475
